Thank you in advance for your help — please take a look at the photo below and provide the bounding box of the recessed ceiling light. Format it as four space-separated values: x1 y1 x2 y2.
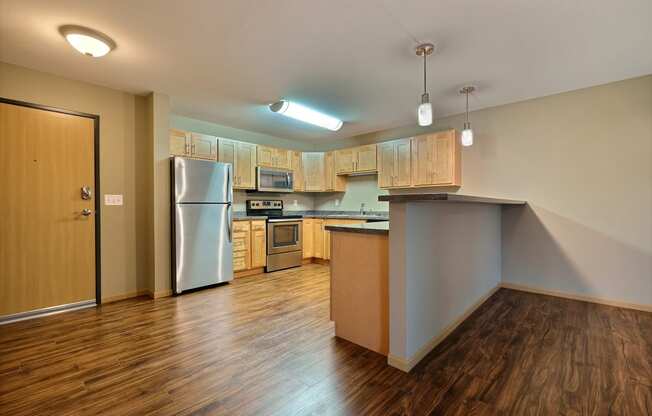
59 25 116 58
269 100 343 131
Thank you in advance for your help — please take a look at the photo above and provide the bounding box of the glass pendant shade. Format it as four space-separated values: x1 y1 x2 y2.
461 122 474 147
418 92 432 126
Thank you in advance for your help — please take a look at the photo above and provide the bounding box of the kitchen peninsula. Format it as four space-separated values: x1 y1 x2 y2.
328 194 525 372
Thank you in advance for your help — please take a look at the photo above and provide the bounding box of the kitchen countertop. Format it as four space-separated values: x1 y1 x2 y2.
233 211 389 221
378 193 526 205
325 221 389 235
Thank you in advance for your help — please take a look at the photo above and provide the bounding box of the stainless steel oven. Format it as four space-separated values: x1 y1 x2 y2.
257 167 294 193
266 218 302 272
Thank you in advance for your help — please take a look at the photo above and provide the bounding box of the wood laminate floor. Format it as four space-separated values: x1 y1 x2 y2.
1 264 650 415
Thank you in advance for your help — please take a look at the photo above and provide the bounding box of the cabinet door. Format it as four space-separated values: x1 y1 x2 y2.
236 142 257 189
170 129 189 156
274 148 291 170
302 152 325 191
257 145 275 168
302 219 313 258
355 144 377 172
233 221 251 272
313 219 324 258
190 133 217 160
432 131 455 185
335 148 354 174
324 151 334 190
291 151 304 191
218 138 236 165
377 141 395 188
411 135 434 186
250 220 267 268
394 139 412 187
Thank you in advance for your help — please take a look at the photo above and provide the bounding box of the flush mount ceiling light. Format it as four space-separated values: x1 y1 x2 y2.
269 100 343 131
59 25 115 57
459 85 476 147
416 43 435 127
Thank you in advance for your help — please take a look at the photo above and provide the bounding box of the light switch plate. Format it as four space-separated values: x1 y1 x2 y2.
104 194 123 206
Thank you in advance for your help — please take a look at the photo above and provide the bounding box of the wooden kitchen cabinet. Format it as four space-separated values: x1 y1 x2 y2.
411 130 461 187
233 221 251 272
189 132 218 160
302 152 325 191
291 150 304 191
312 219 325 259
257 145 291 170
302 218 314 258
170 129 190 156
218 139 257 189
325 151 346 191
378 138 411 188
250 220 267 268
335 145 377 174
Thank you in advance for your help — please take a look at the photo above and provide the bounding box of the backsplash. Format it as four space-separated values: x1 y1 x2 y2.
233 190 314 212
313 175 389 213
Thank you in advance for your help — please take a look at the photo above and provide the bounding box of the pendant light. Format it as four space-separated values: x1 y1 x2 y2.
459 85 476 147
415 43 434 127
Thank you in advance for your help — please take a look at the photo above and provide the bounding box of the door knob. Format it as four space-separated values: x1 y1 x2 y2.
81 209 93 217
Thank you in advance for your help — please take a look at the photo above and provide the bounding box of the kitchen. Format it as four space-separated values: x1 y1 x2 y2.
1 1 651 415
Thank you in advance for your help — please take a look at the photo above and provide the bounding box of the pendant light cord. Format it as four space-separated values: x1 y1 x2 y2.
465 90 469 123
423 54 427 95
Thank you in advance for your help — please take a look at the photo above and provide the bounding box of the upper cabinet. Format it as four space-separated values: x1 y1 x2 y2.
257 145 291 170
302 152 325 192
378 130 460 189
335 144 377 175
291 150 304 191
411 130 461 187
169 129 217 160
378 139 411 188
219 138 257 189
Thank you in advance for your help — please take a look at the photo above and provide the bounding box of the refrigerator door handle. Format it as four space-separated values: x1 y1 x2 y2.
227 203 233 243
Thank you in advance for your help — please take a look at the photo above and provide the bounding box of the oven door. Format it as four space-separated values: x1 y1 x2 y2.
257 167 294 192
267 220 302 255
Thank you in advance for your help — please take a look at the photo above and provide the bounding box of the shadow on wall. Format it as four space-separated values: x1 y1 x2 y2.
502 204 652 306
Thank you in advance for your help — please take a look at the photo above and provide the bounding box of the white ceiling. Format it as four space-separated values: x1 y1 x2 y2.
1 0 651 144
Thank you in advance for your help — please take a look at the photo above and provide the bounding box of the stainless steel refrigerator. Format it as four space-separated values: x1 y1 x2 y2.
171 157 233 294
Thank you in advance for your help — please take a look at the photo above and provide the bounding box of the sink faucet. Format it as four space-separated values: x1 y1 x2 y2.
360 203 366 215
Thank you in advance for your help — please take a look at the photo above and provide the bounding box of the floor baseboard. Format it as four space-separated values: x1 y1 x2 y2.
102 290 149 304
388 284 500 373
500 282 652 312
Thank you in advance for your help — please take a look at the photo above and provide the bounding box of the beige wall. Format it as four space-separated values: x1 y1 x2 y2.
341 75 652 306
0 62 151 301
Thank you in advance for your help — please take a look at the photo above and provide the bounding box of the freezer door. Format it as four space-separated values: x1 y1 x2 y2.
174 203 233 293
174 157 232 204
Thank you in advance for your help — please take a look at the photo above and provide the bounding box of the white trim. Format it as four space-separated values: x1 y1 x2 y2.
500 282 652 312
387 284 500 373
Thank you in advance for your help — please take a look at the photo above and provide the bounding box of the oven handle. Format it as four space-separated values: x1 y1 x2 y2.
267 219 302 223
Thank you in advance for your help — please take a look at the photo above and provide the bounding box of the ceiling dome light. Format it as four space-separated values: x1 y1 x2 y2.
269 100 343 131
59 25 115 57
415 43 435 127
459 85 476 147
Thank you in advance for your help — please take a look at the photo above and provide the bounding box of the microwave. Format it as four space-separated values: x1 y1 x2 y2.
256 167 294 192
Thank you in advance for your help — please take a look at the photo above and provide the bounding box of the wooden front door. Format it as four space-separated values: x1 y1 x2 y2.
0 101 97 316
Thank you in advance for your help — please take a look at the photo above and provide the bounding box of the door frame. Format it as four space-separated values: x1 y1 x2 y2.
0 97 102 305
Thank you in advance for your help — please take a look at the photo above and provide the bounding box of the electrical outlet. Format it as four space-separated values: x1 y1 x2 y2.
335 199 340 207
293 199 298 207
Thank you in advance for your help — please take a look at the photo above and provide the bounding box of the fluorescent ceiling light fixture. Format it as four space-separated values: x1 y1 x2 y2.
269 100 343 131
59 25 115 57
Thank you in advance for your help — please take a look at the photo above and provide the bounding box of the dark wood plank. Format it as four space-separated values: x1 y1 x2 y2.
1 266 650 415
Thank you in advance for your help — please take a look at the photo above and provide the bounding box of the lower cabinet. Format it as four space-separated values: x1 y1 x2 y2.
303 218 366 260
233 219 267 274
251 220 266 268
